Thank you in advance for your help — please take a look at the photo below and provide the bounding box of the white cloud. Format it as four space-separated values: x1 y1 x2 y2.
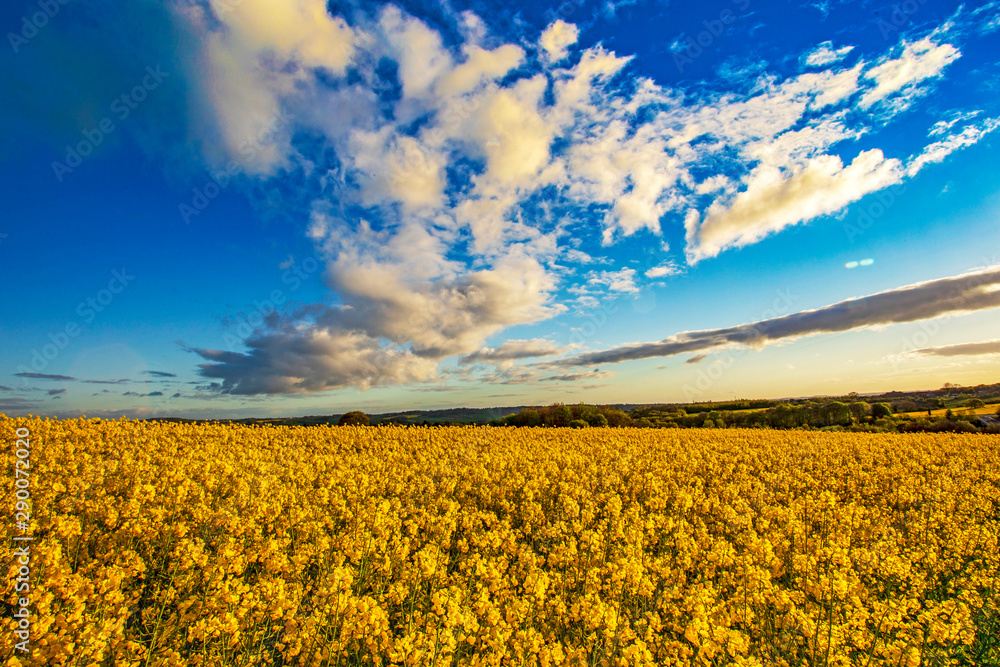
587 267 639 293
325 240 563 358
565 115 681 244
645 262 681 279
687 149 903 262
929 110 982 137
214 0 355 71
695 175 732 195
181 0 356 174
563 248 597 264
379 6 453 99
349 129 447 209
436 44 524 97
860 38 959 109
742 112 864 169
667 67 863 156
805 65 864 111
803 41 854 68
539 20 579 62
551 47 632 121
196 37 292 174
604 141 682 242
182 5 972 274
475 77 554 187
907 117 1000 176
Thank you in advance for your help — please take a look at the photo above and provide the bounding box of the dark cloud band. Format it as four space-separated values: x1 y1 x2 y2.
553 265 1000 367
914 340 1000 357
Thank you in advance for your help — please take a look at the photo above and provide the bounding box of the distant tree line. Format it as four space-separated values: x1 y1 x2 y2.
489 404 627 428
486 399 1000 434
333 386 1000 433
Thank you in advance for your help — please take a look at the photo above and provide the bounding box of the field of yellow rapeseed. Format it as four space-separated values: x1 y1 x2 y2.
2 417 998 666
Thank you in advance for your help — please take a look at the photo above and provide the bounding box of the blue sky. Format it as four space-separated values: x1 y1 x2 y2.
2 0 1000 418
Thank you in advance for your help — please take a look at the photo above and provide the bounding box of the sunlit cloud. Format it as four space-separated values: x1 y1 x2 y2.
802 41 854 67
686 150 902 263
859 38 959 110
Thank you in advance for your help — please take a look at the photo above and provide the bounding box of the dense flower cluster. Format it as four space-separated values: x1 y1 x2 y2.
2 417 998 666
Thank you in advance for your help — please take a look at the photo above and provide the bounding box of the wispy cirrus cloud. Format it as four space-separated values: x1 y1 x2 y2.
802 41 854 67
459 339 567 365
539 370 613 383
859 38 959 110
587 268 639 293
907 117 1000 176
